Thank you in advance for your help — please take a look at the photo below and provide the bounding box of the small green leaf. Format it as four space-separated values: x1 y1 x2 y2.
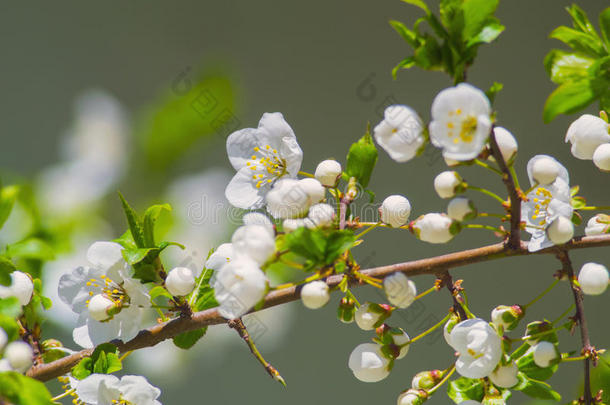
0 314 20 341
71 343 122 380
118 192 146 248
390 20 419 48
544 50 595 84
466 19 504 47
0 297 21 318
0 185 18 231
461 0 500 39
485 81 504 104
143 203 172 248
346 127 378 188
7 238 55 261
149 285 173 301
0 372 54 405
173 327 207 350
0 256 16 286
513 372 561 400
549 26 606 58
113 230 137 250
543 78 608 122
400 0 430 15
566 4 600 39
447 376 485 403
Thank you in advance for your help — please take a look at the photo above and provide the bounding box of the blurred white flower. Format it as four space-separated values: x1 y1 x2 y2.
578 262 609 295
75 374 161 405
165 267 196 296
0 271 33 306
266 178 324 219
213 257 267 319
593 143 610 171
383 273 417 308
4 341 33 373
307 203 335 228
231 224 276 266
447 197 476 221
374 105 424 163
565 114 610 160
532 341 558 368
242 212 275 237
489 362 519 388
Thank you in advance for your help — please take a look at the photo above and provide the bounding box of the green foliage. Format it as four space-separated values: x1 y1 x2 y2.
485 81 504 104
143 204 172 248
590 352 610 403
173 327 207 350
0 255 16 286
391 0 504 83
0 372 54 405
283 227 356 269
0 184 18 231
192 268 218 312
513 372 561 401
118 192 146 248
0 298 21 341
71 343 123 380
544 4 610 122
346 128 378 188
447 376 484 403
6 238 55 261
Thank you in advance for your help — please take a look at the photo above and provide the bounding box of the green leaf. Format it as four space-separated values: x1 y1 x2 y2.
71 343 122 380
142 203 172 248
7 238 55 261
0 256 16 286
118 192 146 248
413 34 444 70
400 0 430 15
346 127 378 188
566 4 600 39
543 78 608 122
0 313 20 341
0 185 18 231
113 230 137 250
544 50 595 84
173 327 207 349
600 7 610 47
466 19 504 47
516 347 559 381
549 26 606 57
0 297 21 318
390 20 420 48
461 0 499 40
485 81 504 104
284 228 355 267
0 372 54 405
71 357 93 380
192 268 218 311
513 372 561 400
149 285 174 301
447 376 485 403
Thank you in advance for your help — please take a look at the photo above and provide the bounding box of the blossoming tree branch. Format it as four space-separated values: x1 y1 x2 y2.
1 1 610 404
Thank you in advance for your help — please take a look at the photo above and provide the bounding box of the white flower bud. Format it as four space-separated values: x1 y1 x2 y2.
533 341 558 368
300 281 330 309
165 267 196 296
593 143 610 171
444 156 460 167
565 114 610 160
307 203 335 227
384 273 417 309
315 160 342 186
298 178 325 204
88 294 115 322
348 343 390 383
492 126 518 162
283 218 306 232
546 216 574 245
0 328 7 352
5 341 33 373
380 195 411 228
397 389 428 405
355 303 390 330
0 271 34 306
489 362 519 388
390 328 411 359
232 224 276 265
434 171 463 199
266 179 311 219
585 214 610 236
242 212 275 237
412 213 456 244
578 262 609 295
443 313 460 346
411 370 443 390
530 156 560 185
447 197 476 221
491 305 524 331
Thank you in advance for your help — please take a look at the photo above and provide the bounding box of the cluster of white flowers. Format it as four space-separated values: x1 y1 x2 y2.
566 114 610 171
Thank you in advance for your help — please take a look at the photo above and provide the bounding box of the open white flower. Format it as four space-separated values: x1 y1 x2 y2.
231 224 276 266
578 262 609 295
585 214 610 236
307 203 336 228
58 241 151 348
565 114 610 160
205 243 235 271
225 112 303 209
429 83 492 161
373 105 425 162
447 318 502 379
522 155 573 252
266 178 324 219
213 257 267 319
380 195 411 228
348 343 391 382
76 374 161 405
593 143 610 171
383 273 417 308
412 213 456 244
315 159 342 186
0 271 34 306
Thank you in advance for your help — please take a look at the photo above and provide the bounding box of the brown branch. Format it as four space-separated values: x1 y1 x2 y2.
488 128 522 250
556 250 593 405
27 233 610 382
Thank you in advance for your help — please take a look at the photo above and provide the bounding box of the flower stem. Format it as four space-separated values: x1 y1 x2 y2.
578 205 610 211
427 365 456 395
51 388 76 401
552 304 575 325
523 279 559 309
409 312 452 345
509 166 521 190
119 350 133 361
298 171 314 178
464 224 506 234
355 222 381 238
478 212 506 219
414 286 437 301
467 185 506 204
474 159 503 175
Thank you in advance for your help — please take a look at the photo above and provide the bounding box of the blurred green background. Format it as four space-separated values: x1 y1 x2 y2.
1 0 609 403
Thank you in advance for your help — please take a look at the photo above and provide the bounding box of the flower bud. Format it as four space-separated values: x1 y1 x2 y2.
593 143 610 171
355 302 392 330
5 341 33 373
266 179 311 219
242 212 275 237
412 213 457 244
546 216 574 245
300 280 330 309
232 224 276 265
489 361 519 388
337 297 357 323
166 267 196 296
348 343 391 383
298 178 325 204
380 195 412 228
88 294 116 322
532 341 559 368
433 171 464 199
0 328 7 352
565 114 610 160
491 126 518 163
397 389 428 405
585 214 610 236
411 370 443 390
447 197 476 221
377 325 411 359
443 312 460 346
307 203 336 228
523 320 555 345
315 159 342 186
530 156 560 185
491 305 524 331
383 273 417 308
283 218 305 232
578 262 609 295
0 271 34 306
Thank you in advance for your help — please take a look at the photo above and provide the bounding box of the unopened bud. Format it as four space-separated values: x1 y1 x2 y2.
411 370 443 390
491 305 524 332
355 302 392 331
397 388 428 405
337 297 357 323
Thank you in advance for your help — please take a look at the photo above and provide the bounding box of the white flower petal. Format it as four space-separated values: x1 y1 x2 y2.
225 168 268 209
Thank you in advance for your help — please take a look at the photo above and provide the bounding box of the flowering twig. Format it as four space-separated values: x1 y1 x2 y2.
26 234 610 382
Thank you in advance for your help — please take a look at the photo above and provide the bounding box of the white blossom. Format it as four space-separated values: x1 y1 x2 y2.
585 214 610 236
529 155 561 185
307 203 336 228
355 303 386 331
266 178 321 219
491 126 518 163
448 318 502 379
532 341 559 368
389 328 411 359
225 112 303 209
565 114 610 160
300 280 330 309
447 197 476 221
298 178 326 204
374 105 425 162
165 267 196 296
213 257 267 319
397 389 427 405
489 362 519 388
348 343 391 382
4 341 33 373
75 374 161 405
429 83 492 161
593 143 610 171
231 225 276 266
412 213 456 244
0 271 33 306
205 243 235 272
578 262 609 296
242 212 275 237
314 159 342 186
434 171 463 199
282 218 309 232
384 273 417 308
546 216 574 245
380 195 412 228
